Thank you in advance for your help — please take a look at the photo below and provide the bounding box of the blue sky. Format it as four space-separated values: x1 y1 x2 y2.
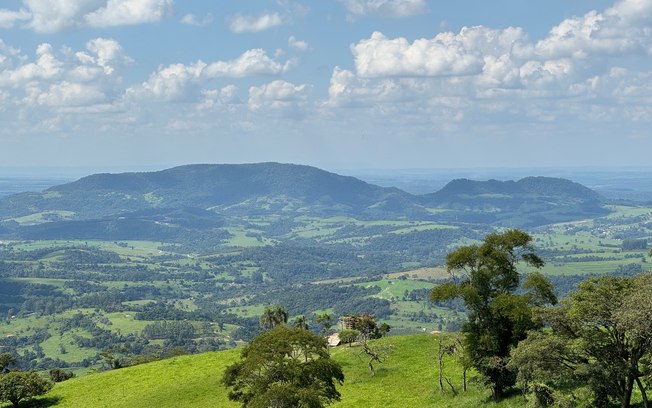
0 0 650 171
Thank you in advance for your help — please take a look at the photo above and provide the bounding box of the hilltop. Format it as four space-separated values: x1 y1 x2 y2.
422 176 607 225
0 163 609 240
21 334 524 408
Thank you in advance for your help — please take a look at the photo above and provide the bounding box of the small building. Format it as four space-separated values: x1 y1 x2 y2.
327 333 341 347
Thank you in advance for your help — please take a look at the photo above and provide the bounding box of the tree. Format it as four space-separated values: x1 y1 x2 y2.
437 335 471 394
0 371 53 408
351 313 388 340
510 273 652 408
292 315 309 330
49 368 74 382
223 326 344 408
360 338 393 377
259 305 288 331
430 229 556 399
339 329 359 347
315 313 334 336
0 354 15 374
437 337 457 393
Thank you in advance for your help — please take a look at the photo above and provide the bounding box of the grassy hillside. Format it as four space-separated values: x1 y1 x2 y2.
15 334 526 408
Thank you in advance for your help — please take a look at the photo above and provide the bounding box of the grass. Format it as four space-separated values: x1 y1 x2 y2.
10 210 75 226
99 312 154 335
359 279 435 300
40 329 98 363
20 334 526 408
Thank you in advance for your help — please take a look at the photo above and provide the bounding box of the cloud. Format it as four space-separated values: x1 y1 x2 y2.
0 44 64 86
325 0 652 130
228 12 284 33
28 81 107 107
180 13 213 27
0 38 129 110
352 31 484 78
534 0 652 59
288 36 310 52
0 8 30 28
2 0 173 33
204 49 294 78
339 0 427 20
248 80 309 116
130 49 293 101
197 85 242 111
84 0 173 28
130 61 206 101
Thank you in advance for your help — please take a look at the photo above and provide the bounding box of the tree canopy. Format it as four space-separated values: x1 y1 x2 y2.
431 229 556 399
0 371 53 408
259 305 289 331
511 272 652 408
222 325 344 408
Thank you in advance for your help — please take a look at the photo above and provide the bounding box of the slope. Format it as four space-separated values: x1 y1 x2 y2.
30 334 524 408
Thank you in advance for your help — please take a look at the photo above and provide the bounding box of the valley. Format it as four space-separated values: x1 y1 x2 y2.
0 164 650 378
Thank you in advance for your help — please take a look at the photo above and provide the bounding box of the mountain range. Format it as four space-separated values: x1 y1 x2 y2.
0 163 609 240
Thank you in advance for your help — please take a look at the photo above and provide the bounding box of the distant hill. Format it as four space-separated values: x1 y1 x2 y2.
422 176 607 226
0 164 609 240
0 163 423 240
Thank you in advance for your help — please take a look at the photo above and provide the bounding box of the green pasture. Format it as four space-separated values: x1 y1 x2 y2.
40 329 98 364
9 211 75 226
223 227 274 247
30 334 526 408
360 279 435 300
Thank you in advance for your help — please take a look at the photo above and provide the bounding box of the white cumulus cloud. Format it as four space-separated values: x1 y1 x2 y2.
228 12 284 33
130 49 293 102
204 49 293 78
0 38 129 112
0 8 30 28
249 80 309 116
288 36 310 52
84 0 173 28
2 0 173 33
534 0 652 59
326 0 652 128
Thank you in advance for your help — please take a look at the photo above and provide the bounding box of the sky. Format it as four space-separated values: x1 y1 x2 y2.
0 0 651 172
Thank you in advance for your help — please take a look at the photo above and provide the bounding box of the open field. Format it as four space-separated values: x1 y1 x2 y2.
16 334 526 408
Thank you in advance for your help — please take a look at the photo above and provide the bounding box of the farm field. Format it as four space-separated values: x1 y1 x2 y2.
1 202 651 374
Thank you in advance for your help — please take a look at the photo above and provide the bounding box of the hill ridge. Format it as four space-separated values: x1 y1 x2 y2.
0 163 609 239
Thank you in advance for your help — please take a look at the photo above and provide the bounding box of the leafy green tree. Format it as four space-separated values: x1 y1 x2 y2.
339 329 359 347
431 229 556 399
350 313 389 340
315 313 334 336
292 315 309 330
223 326 344 408
259 305 288 331
49 368 74 382
0 354 15 374
510 273 652 408
0 371 53 408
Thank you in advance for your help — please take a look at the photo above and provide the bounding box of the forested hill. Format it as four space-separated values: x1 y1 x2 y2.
0 164 610 240
51 163 409 208
418 176 607 225
0 163 419 220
